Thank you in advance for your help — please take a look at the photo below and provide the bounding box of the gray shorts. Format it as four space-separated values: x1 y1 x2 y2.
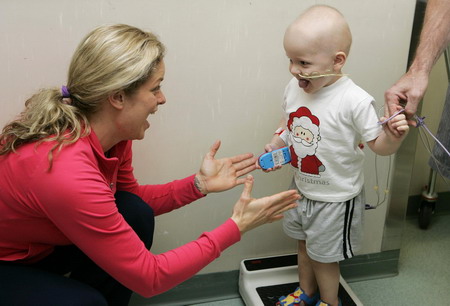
283 186 365 263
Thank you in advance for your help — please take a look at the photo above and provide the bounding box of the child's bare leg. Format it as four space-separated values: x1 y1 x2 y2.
298 240 317 297
311 259 340 305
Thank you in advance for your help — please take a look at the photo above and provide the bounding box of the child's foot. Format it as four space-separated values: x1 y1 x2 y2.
276 287 319 306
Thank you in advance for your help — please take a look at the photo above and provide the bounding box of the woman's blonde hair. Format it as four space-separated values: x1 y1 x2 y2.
0 24 165 168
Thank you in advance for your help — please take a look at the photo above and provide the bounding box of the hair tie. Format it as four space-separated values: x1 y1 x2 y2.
61 86 73 105
61 86 71 98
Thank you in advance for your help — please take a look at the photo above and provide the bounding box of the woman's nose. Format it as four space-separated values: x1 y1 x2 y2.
158 92 166 105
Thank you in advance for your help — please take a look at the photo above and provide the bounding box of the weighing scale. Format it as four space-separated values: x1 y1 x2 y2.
239 254 363 306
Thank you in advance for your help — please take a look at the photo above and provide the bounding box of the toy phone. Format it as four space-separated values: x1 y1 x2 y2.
258 147 291 170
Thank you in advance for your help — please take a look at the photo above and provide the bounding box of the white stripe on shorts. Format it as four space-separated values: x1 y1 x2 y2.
342 197 355 259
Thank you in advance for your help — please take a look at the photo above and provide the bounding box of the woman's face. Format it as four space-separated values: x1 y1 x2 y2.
120 61 166 140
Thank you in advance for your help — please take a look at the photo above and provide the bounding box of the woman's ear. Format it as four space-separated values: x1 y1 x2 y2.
108 91 125 110
334 51 347 70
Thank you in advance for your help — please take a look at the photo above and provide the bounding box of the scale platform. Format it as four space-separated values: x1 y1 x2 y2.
239 254 363 306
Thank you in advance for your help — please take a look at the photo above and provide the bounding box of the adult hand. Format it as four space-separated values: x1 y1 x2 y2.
195 140 257 194
384 69 429 134
231 175 299 234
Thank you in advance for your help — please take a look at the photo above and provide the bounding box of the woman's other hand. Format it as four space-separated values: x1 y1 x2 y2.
231 175 300 234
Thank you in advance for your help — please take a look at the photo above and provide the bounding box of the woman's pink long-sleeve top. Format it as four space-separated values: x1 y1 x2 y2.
0 131 241 297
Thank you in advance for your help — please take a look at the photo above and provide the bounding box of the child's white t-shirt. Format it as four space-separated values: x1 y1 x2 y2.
279 76 381 202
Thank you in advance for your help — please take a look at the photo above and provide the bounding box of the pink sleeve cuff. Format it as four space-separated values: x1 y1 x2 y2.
207 218 241 252
187 174 207 198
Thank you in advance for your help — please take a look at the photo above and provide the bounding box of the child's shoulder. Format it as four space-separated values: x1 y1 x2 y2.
342 77 374 103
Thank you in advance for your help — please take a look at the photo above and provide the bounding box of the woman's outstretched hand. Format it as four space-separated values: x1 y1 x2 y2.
195 140 257 194
231 175 300 234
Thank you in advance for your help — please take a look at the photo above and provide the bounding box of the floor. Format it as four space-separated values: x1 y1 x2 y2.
190 212 450 306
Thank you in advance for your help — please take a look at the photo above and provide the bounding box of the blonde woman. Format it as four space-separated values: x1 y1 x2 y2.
0 24 299 306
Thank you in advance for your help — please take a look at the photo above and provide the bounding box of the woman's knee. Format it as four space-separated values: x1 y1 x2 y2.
53 281 108 306
114 191 155 248
0 263 108 306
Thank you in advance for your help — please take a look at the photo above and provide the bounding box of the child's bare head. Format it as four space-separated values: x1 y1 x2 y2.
283 5 352 93
285 5 352 57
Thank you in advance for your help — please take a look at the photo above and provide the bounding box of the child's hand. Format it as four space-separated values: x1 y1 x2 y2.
381 113 409 140
369 113 410 155
255 143 283 172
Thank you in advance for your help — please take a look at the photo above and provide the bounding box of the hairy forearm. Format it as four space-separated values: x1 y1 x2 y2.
410 0 450 75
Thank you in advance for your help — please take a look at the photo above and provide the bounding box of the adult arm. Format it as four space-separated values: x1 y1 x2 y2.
32 162 297 297
116 140 257 216
384 0 450 128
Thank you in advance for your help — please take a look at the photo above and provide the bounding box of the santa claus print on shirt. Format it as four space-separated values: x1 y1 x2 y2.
287 107 325 177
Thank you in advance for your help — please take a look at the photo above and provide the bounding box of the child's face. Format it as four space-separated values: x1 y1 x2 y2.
284 36 339 94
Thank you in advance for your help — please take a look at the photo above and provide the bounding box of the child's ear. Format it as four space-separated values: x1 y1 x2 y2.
108 91 126 110
334 51 347 70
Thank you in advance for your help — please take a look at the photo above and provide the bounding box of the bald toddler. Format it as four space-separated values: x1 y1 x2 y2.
258 5 409 306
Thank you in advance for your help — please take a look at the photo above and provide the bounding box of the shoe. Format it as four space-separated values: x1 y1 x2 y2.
276 287 319 306
315 298 342 306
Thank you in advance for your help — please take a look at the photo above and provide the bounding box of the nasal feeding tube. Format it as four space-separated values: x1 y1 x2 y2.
297 69 348 79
